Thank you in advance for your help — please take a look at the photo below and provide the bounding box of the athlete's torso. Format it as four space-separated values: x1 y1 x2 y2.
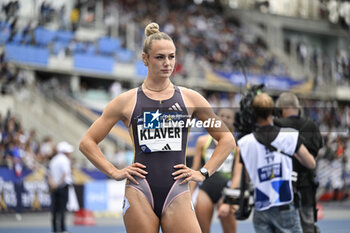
128 86 190 217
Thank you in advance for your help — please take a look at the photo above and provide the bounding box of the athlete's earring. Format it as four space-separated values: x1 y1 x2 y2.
144 60 148 66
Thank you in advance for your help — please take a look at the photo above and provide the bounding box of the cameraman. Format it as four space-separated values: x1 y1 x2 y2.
274 92 323 233
234 93 316 233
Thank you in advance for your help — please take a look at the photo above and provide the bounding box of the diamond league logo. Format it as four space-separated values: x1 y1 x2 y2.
143 110 162 129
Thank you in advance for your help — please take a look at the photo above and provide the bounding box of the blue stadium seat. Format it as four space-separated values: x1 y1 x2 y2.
53 41 67 55
5 44 49 65
135 60 148 78
73 42 86 53
34 27 56 46
55 30 74 43
0 24 10 45
85 43 96 54
98 37 121 55
11 32 23 44
0 21 8 29
116 48 134 63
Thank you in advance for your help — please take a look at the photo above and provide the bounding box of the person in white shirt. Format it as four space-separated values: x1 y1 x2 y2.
48 141 73 233
233 93 315 233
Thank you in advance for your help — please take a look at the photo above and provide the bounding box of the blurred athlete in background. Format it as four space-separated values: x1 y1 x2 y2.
191 108 237 233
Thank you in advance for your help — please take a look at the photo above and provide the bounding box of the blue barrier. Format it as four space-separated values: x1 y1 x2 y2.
74 54 114 73
0 167 113 213
84 181 108 211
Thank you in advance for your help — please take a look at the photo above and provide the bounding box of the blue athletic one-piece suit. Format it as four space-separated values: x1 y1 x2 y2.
127 86 190 219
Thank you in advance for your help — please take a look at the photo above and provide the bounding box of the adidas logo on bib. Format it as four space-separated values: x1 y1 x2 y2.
162 144 171 151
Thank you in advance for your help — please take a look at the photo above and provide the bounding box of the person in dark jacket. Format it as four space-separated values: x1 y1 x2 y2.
275 92 323 233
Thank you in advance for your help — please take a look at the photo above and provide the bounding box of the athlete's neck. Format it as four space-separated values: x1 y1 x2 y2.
143 79 172 92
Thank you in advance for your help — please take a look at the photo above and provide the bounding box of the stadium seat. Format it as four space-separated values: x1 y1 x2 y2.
135 60 148 78
34 27 56 46
116 48 134 63
5 44 49 65
85 43 96 55
97 37 121 55
11 31 23 44
55 30 74 43
0 24 10 45
53 41 67 55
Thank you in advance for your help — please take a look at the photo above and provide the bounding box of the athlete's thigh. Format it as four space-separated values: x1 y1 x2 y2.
161 192 201 233
123 186 160 233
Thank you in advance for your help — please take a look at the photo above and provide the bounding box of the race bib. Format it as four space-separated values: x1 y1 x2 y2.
137 110 185 153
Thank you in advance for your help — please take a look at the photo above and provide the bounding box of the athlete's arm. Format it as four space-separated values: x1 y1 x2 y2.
79 89 147 184
173 88 236 183
294 144 316 169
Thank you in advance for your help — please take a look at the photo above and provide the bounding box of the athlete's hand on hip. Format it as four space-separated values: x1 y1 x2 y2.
111 162 147 184
172 164 205 184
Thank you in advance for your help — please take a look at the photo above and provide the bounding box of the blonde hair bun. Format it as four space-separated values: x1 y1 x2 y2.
145 22 160 37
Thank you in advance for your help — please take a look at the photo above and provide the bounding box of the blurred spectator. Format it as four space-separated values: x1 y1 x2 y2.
109 80 122 99
38 136 55 165
48 141 73 233
70 5 80 31
331 135 347 200
112 146 128 169
59 5 68 30
104 14 115 37
2 0 20 21
317 134 349 201
297 42 308 65
39 1 54 25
